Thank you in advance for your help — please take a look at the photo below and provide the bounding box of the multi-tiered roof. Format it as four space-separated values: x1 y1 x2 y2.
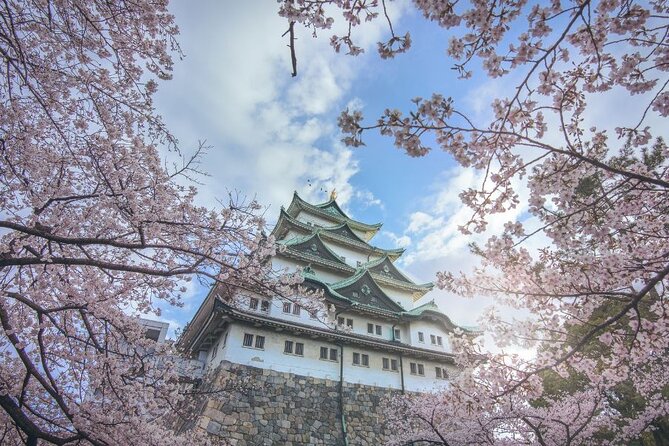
178 192 471 360
273 192 464 328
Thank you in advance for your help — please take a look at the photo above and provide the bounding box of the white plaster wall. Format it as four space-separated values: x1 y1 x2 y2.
294 211 337 228
408 320 451 353
280 229 306 242
218 322 455 390
320 239 381 268
271 256 301 274
403 358 452 392
377 285 414 310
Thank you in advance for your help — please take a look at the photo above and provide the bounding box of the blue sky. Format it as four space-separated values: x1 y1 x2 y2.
151 1 524 335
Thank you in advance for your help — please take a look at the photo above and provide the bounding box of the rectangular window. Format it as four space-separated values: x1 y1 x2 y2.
292 304 301 316
361 354 369 367
330 348 338 362
410 362 417 374
375 325 382 336
249 297 259 310
255 335 265 350
346 318 353 328
353 352 360 365
320 346 328 360
260 300 270 312
243 333 254 347
382 358 390 370
283 302 291 313
367 323 374 334
417 364 424 376
430 334 437 345
418 332 424 343
391 359 398 371
437 336 443 346
338 317 345 326
436 367 442 379
211 342 219 359
394 328 401 340
295 342 304 356
356 260 362 267
284 340 293 354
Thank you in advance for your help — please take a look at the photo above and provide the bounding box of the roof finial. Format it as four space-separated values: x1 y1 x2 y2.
329 188 337 201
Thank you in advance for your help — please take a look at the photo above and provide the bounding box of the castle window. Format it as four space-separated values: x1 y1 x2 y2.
255 335 265 349
283 302 291 313
242 333 265 350
292 304 301 316
353 352 369 367
375 325 382 336
430 334 437 345
260 300 270 312
435 367 448 379
249 297 259 310
356 260 362 267
410 362 425 376
340 317 354 328
394 328 401 340
367 323 374 334
320 346 338 362
285 341 304 356
382 357 389 370
437 336 443 346
368 324 382 335
436 367 441 378
391 359 398 371
418 332 424 343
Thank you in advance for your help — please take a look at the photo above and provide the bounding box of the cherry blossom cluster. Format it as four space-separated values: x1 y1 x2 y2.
280 0 669 443
0 1 298 444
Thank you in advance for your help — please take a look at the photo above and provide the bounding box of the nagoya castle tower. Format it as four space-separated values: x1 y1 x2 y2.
177 192 470 445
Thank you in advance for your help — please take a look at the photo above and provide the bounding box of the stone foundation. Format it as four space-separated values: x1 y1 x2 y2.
180 361 405 445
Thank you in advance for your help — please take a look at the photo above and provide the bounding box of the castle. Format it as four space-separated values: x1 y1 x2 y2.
176 192 470 444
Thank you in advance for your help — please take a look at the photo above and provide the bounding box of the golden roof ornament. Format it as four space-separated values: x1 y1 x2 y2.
329 189 337 201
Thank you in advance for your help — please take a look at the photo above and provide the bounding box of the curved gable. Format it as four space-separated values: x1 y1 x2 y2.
330 271 404 313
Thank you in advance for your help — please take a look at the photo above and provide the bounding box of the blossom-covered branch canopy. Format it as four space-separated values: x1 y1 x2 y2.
0 1 303 444
280 0 669 443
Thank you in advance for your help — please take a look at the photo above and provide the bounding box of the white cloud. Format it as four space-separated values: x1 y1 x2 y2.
157 0 407 213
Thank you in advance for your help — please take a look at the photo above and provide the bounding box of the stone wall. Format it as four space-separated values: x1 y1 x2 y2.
182 361 405 445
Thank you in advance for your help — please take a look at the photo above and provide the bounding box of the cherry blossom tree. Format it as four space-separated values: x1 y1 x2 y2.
279 0 669 444
0 1 301 444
